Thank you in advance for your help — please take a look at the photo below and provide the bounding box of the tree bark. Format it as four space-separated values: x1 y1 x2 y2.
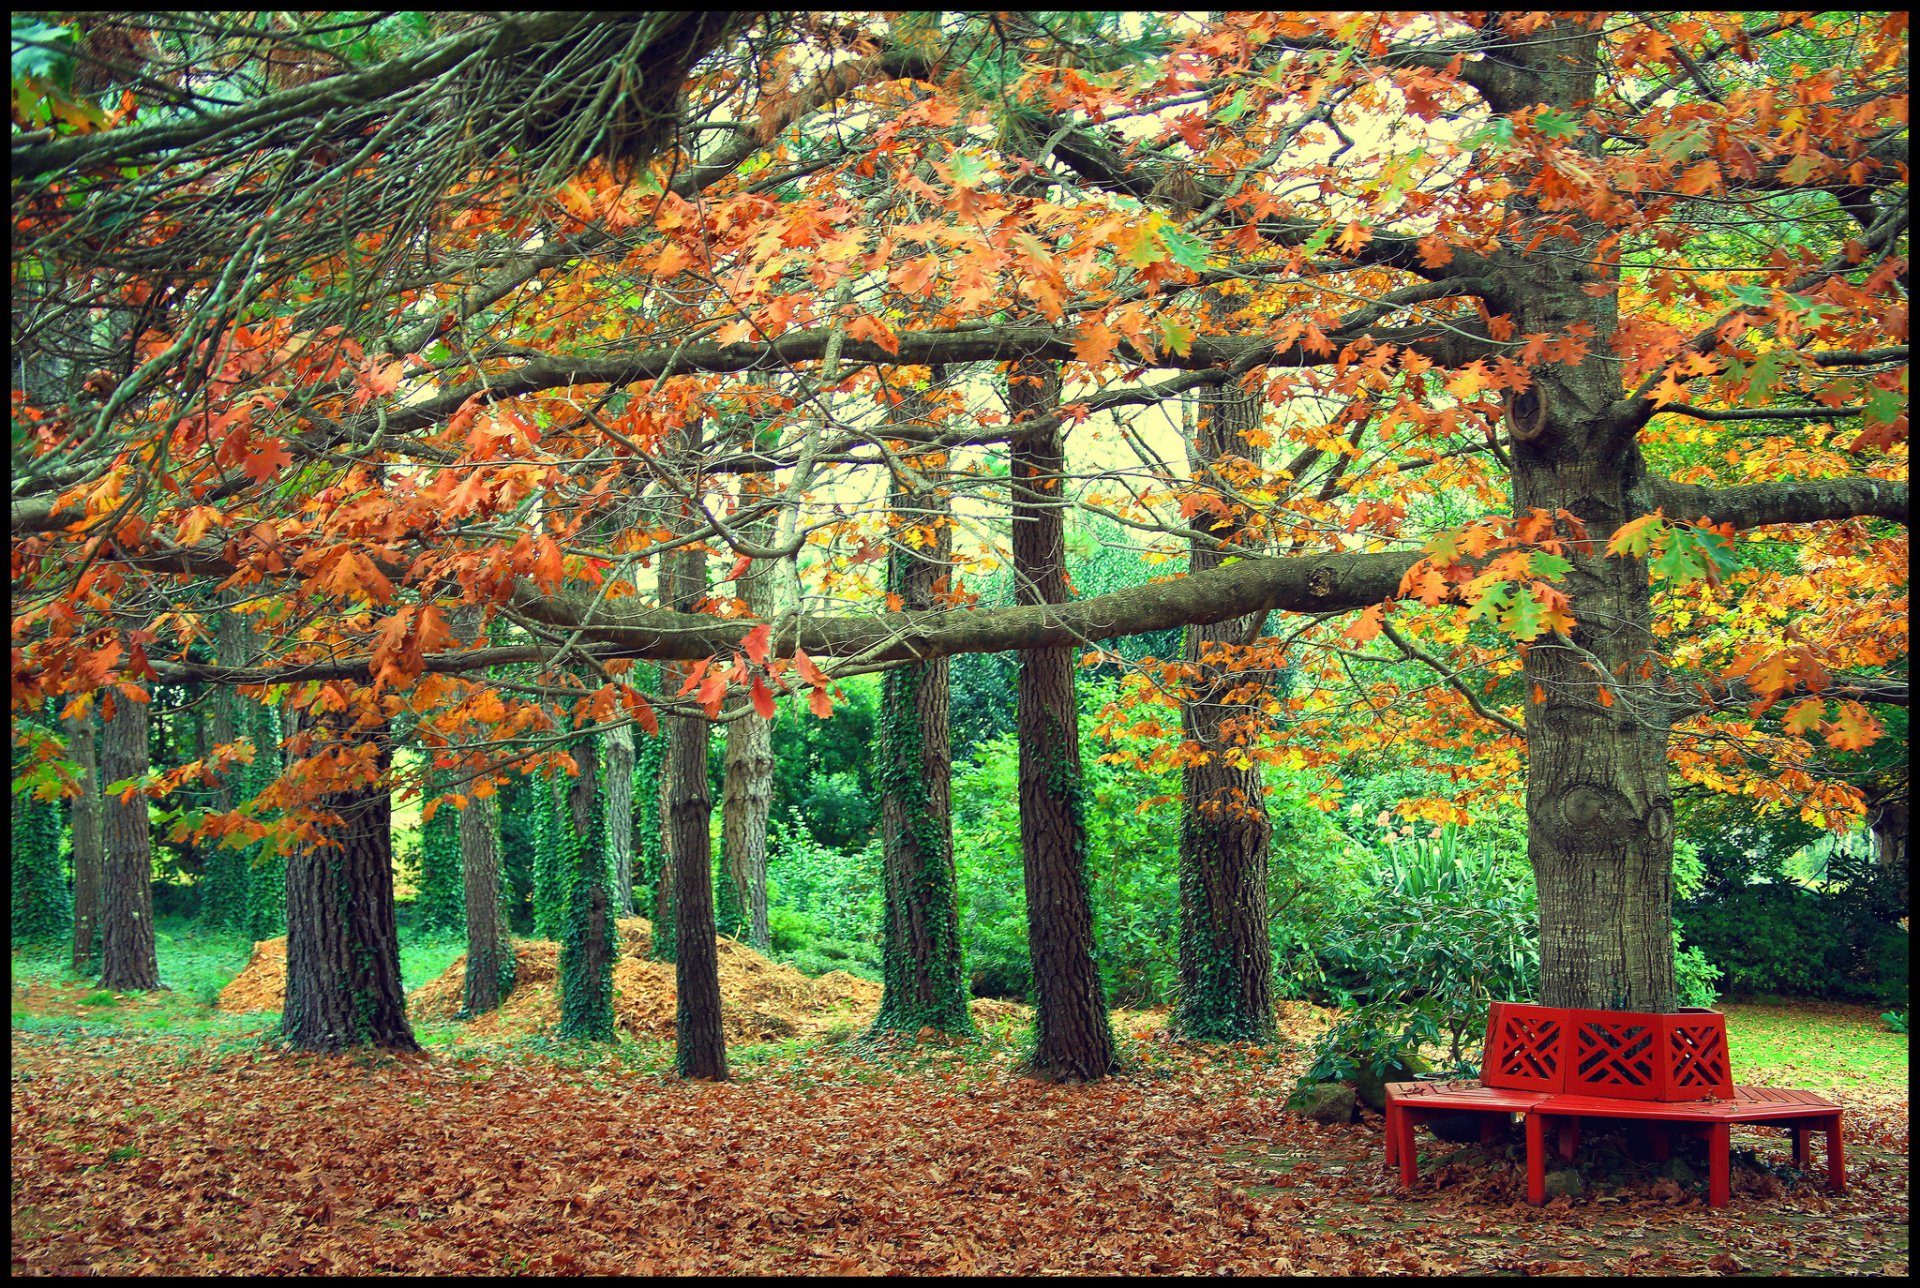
1010 360 1114 1081
871 393 970 1037
459 788 513 1015
607 722 637 917
559 732 617 1039
200 608 251 932
1509 24 1677 1012
651 740 676 957
100 689 161 990
68 708 103 972
451 604 511 1015
659 476 726 1077
1866 780 1908 911
668 700 727 1076
1175 377 1275 1042
281 712 417 1052
721 500 776 950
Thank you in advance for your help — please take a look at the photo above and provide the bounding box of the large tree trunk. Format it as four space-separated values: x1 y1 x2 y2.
282 712 417 1052
1175 378 1275 1042
870 407 970 1037
607 722 637 917
1866 779 1907 912
67 707 102 972
1508 25 1676 1012
1010 361 1114 1081
100 689 161 991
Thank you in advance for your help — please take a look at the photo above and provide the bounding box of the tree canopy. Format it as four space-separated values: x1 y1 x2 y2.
10 11 1908 1016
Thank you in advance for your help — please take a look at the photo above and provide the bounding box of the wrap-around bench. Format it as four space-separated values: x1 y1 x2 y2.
1383 1003 1846 1207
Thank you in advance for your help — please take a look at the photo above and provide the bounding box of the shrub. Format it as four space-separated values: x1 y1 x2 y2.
1679 882 1907 1004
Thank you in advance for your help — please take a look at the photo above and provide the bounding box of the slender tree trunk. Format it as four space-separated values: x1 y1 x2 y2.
68 707 102 972
721 494 778 950
100 689 161 991
1010 360 1113 1081
651 747 676 955
245 701 287 939
607 722 637 917
201 613 249 931
1175 377 1275 1042
1509 25 1676 1011
452 603 512 1015
460 789 512 1015
871 391 970 1037
559 732 616 1039
282 711 417 1052
656 453 726 1077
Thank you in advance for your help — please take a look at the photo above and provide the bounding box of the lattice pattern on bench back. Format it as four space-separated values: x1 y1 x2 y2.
1663 1008 1733 1100
1481 1001 1565 1093
1481 1003 1732 1100
1568 1009 1661 1100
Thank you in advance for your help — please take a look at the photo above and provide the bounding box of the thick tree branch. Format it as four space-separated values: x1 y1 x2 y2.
1648 475 1909 530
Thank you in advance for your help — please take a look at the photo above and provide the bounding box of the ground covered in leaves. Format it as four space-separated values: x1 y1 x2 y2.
10 990 1908 1276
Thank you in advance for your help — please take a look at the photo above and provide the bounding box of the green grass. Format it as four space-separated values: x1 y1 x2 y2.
13 921 1909 1105
1721 997 1909 1093
398 932 468 992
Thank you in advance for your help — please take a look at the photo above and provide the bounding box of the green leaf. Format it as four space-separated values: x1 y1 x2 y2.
1466 580 1513 627
1216 88 1251 124
1464 117 1515 151
1535 108 1580 140
1159 225 1209 271
947 151 990 189
1864 386 1902 427
1501 584 1546 641
1528 552 1572 581
11 17 76 88
1160 317 1194 358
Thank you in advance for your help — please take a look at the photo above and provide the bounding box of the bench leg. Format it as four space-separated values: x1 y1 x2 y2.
1791 1125 1810 1169
1526 1113 1545 1205
1708 1122 1730 1207
1398 1108 1419 1187
1480 1113 1503 1145
1650 1124 1670 1163
1556 1117 1580 1164
1825 1114 1845 1196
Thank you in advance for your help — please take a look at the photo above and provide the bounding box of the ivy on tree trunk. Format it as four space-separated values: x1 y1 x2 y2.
559 732 617 1040
1174 377 1276 1043
870 394 970 1039
66 707 102 972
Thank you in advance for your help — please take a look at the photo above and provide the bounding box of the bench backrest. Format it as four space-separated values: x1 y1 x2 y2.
1481 1002 1733 1101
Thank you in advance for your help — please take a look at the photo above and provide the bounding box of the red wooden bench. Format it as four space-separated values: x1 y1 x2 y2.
1383 1003 1847 1207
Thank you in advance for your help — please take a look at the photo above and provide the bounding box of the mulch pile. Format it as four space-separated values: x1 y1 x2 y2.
217 917 1019 1041
215 937 289 1013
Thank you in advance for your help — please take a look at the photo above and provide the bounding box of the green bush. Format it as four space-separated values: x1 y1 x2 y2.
1679 881 1907 1004
764 810 882 979
949 691 1184 1007
1288 818 1721 1091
